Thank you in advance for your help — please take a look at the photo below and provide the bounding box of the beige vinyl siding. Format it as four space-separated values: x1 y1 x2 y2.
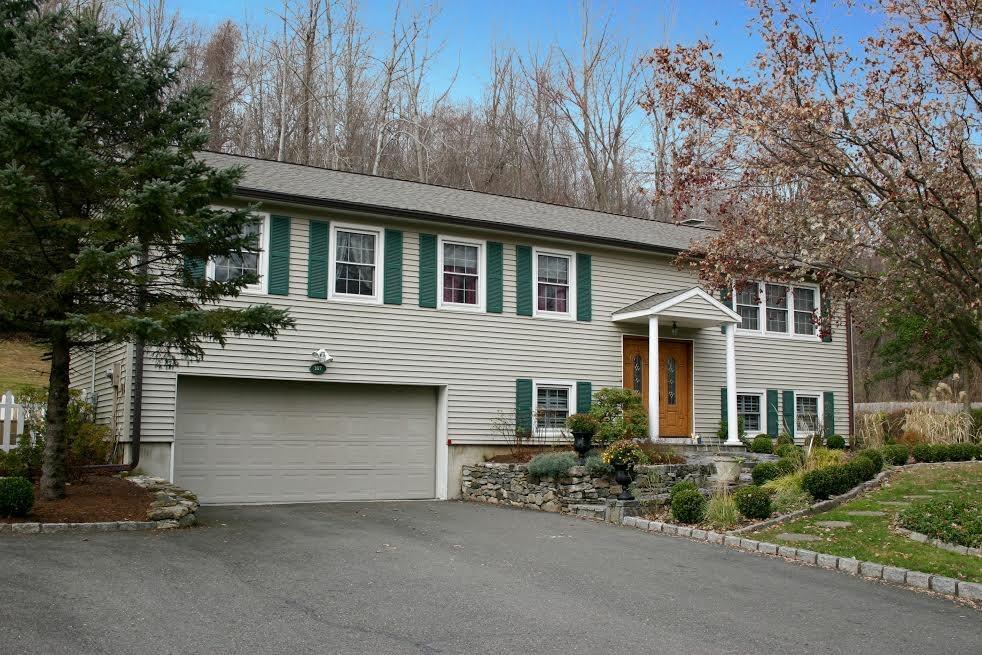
670 296 732 322
68 342 131 434
100 200 848 446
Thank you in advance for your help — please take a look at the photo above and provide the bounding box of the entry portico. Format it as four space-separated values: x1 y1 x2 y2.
612 287 742 444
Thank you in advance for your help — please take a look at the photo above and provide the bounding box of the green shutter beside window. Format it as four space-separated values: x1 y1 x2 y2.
766 389 779 436
516 378 533 434
576 381 592 414
782 390 795 436
576 253 592 321
486 241 503 313
307 220 329 299
383 229 403 304
516 245 532 316
418 233 437 308
823 391 835 436
268 215 291 295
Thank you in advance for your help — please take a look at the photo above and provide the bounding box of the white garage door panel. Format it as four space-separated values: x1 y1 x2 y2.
174 377 437 504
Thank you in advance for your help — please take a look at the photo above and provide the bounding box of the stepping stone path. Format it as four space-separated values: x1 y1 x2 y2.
904 495 931 499
926 489 948 494
846 510 886 517
815 520 852 528
879 501 909 506
777 533 822 542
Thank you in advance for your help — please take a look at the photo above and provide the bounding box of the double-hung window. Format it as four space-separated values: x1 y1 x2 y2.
534 381 572 435
439 238 483 309
793 287 817 336
765 283 789 333
736 393 762 434
534 250 574 317
735 284 760 330
795 394 821 436
331 225 380 301
736 281 820 338
208 213 267 293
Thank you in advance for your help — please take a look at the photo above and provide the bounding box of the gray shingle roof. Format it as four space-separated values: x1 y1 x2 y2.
613 288 698 315
198 152 713 253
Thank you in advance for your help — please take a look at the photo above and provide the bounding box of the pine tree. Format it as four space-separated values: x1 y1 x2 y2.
0 2 294 499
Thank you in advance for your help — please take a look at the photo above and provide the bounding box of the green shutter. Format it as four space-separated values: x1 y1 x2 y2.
766 389 779 437
720 387 727 421
516 245 532 316
576 253 592 321
516 378 533 433
383 229 403 305
182 236 205 283
782 390 795 435
486 241 503 313
823 391 835 436
267 215 291 295
307 220 329 299
576 381 592 414
418 233 437 308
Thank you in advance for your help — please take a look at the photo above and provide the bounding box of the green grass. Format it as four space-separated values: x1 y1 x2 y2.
753 462 982 582
0 339 48 391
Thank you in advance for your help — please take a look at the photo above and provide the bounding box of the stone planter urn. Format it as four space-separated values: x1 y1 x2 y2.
712 454 743 483
572 431 593 465
612 463 635 501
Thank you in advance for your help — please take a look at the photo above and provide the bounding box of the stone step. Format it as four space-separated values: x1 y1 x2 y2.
569 504 606 520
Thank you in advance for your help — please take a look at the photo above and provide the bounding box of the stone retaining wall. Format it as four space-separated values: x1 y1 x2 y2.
460 462 716 512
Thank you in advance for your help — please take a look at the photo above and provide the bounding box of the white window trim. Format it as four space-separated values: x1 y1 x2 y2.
734 281 821 341
532 247 576 320
736 389 765 436
532 379 575 438
328 222 384 304
206 210 270 295
793 391 824 438
437 235 485 312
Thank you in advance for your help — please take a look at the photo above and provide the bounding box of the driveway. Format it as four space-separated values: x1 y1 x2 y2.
1 502 978 654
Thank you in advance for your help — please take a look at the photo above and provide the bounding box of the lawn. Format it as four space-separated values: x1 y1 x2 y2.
0 339 48 391
752 462 982 583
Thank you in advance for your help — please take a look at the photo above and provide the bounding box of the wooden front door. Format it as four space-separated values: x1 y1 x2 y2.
622 337 693 437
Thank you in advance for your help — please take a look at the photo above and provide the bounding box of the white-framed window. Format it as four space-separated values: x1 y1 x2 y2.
438 236 484 310
533 248 576 318
734 281 820 339
533 380 573 435
207 211 269 294
794 392 823 436
736 392 763 434
329 223 382 303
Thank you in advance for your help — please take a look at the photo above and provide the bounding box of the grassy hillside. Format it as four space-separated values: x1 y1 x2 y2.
0 339 49 391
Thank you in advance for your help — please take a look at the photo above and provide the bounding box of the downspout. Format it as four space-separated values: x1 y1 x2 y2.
846 303 855 437
128 336 144 470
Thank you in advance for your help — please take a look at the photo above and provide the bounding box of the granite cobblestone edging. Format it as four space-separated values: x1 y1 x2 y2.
894 526 982 558
620 515 982 604
0 475 198 535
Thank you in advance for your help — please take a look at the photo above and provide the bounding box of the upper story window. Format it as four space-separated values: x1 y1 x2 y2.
534 249 575 318
438 237 483 310
330 224 381 302
207 213 267 293
735 281 820 338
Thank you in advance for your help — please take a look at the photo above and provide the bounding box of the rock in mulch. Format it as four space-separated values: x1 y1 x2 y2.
846 510 886 517
814 520 852 528
777 533 822 542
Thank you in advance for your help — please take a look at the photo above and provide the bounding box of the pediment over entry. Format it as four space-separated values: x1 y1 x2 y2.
611 286 740 328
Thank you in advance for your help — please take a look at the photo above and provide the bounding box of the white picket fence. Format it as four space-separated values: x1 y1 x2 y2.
1 390 25 452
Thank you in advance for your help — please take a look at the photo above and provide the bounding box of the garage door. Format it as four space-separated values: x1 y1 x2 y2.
174 377 437 504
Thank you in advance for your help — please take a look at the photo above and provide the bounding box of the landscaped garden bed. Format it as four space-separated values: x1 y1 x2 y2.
0 475 152 524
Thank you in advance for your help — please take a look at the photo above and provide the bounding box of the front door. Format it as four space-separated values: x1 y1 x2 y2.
622 337 693 437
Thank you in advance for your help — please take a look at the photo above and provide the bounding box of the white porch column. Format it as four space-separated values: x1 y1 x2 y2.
725 322 740 444
648 316 659 442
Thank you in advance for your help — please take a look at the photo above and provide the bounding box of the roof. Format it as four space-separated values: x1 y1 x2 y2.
197 151 714 254
614 288 695 315
611 286 740 326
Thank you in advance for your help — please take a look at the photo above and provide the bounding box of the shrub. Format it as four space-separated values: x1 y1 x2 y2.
717 416 746 442
638 441 685 464
846 458 877 484
774 443 801 460
776 433 794 447
670 488 706 524
589 388 648 445
733 485 772 519
945 442 977 462
601 439 648 466
751 461 783 486
566 413 598 435
668 480 698 505
801 467 842 500
761 470 806 495
899 498 981 548
971 407 982 441
771 486 813 514
806 447 846 469
853 449 883 473
748 434 773 454
911 443 940 463
527 452 577 479
704 489 740 530
825 434 846 450
584 454 613 478
0 477 35 517
881 444 910 466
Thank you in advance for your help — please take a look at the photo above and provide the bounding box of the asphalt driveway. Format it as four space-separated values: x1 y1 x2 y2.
1 501 979 654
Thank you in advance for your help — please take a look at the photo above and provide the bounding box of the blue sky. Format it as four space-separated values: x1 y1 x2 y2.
168 0 881 102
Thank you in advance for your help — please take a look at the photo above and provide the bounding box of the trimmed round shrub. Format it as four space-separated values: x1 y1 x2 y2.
845 458 876 484
527 452 577 479
776 433 794 447
853 449 883 473
0 476 35 517
911 443 940 463
801 467 839 501
670 488 706 524
749 435 774 454
733 485 772 520
825 434 846 450
668 480 699 504
881 444 910 466
945 443 977 462
774 444 800 460
751 461 783 486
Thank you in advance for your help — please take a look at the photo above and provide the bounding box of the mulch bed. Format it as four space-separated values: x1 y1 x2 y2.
1 475 153 524
485 447 569 464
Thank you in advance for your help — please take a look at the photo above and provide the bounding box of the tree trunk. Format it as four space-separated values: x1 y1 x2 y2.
39 329 71 500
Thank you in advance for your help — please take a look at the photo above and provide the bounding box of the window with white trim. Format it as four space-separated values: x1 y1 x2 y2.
331 226 379 300
795 394 821 435
793 287 817 335
208 214 266 292
737 393 762 434
735 284 760 330
439 238 482 308
765 283 789 333
534 382 572 434
734 282 820 338
534 250 574 317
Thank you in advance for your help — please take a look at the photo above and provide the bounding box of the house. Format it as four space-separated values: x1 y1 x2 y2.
69 152 852 505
